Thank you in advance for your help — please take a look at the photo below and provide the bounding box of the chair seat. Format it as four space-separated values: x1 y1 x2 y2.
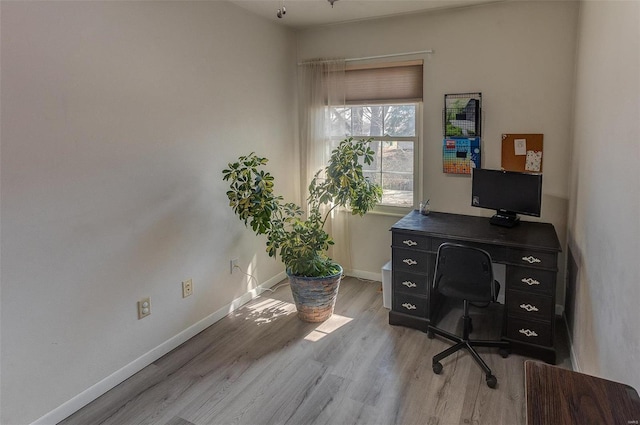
439 279 500 303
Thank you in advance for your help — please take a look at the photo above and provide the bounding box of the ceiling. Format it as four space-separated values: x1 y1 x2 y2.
228 0 503 30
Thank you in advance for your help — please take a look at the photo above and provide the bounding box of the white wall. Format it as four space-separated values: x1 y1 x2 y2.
568 1 640 390
296 1 578 301
0 2 296 424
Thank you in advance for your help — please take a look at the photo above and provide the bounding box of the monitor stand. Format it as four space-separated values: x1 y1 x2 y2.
490 211 520 227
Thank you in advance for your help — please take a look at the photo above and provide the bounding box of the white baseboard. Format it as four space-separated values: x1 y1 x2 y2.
563 315 580 372
31 271 286 425
344 268 382 282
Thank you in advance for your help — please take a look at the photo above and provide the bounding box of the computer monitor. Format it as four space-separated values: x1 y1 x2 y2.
471 168 542 227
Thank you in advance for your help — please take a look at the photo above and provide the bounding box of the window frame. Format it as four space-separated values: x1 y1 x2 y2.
328 101 422 215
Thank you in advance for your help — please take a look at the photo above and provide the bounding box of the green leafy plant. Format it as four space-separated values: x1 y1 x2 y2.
223 137 382 277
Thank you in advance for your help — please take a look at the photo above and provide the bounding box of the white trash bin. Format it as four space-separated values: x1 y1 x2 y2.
382 260 392 309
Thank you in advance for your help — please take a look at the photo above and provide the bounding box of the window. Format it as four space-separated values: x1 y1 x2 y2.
328 60 423 210
329 104 419 208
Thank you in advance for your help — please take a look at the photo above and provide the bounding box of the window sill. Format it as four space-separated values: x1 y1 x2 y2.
367 205 413 218
335 205 412 218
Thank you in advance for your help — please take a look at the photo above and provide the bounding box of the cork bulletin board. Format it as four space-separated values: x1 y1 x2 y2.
501 134 544 173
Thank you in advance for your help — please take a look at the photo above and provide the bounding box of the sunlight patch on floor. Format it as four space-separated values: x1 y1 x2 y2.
304 314 353 342
242 297 297 325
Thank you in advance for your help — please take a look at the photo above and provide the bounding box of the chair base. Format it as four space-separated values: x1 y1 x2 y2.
428 305 510 388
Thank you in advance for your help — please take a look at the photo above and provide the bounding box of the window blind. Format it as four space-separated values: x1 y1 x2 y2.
345 60 423 104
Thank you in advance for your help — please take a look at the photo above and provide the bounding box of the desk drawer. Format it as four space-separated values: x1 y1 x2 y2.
507 248 557 270
506 289 554 321
506 317 553 347
393 292 427 318
506 267 556 295
430 238 506 262
392 233 430 251
393 248 430 273
393 271 429 296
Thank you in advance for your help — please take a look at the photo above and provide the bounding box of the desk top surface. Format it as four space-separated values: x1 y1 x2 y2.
391 211 561 253
525 360 640 425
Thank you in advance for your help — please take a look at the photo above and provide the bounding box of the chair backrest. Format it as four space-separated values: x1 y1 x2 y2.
433 242 496 303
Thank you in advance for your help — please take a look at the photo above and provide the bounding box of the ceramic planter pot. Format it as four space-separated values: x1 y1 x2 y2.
287 266 343 322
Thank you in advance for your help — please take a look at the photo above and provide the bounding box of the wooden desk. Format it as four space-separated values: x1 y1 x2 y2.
389 210 562 363
525 361 640 425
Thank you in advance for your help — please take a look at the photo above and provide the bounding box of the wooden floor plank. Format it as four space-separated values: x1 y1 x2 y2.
59 277 571 425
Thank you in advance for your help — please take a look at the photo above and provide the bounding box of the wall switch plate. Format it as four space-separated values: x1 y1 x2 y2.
138 297 151 319
182 279 193 298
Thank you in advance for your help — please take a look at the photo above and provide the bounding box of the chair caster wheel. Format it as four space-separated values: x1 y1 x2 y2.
499 348 510 358
486 374 497 388
432 362 443 375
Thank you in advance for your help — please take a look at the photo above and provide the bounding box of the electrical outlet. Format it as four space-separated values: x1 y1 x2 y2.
230 258 239 274
138 297 151 319
182 279 193 298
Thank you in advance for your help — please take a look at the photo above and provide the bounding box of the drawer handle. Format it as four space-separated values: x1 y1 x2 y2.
402 281 417 288
402 258 418 266
519 303 539 312
403 239 418 247
521 255 542 264
519 329 539 338
401 303 417 310
521 277 541 286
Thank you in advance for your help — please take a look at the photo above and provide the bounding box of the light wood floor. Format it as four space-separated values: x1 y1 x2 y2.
59 277 571 425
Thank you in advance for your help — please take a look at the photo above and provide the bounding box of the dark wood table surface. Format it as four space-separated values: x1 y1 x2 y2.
525 360 640 425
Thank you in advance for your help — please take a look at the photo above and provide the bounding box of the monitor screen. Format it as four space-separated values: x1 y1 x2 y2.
471 168 542 218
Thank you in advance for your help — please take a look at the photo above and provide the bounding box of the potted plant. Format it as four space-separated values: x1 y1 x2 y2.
222 137 382 322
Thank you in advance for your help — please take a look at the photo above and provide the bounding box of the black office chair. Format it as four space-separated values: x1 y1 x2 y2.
427 242 510 388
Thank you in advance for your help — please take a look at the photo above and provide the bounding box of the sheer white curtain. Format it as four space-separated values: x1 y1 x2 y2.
297 59 352 270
